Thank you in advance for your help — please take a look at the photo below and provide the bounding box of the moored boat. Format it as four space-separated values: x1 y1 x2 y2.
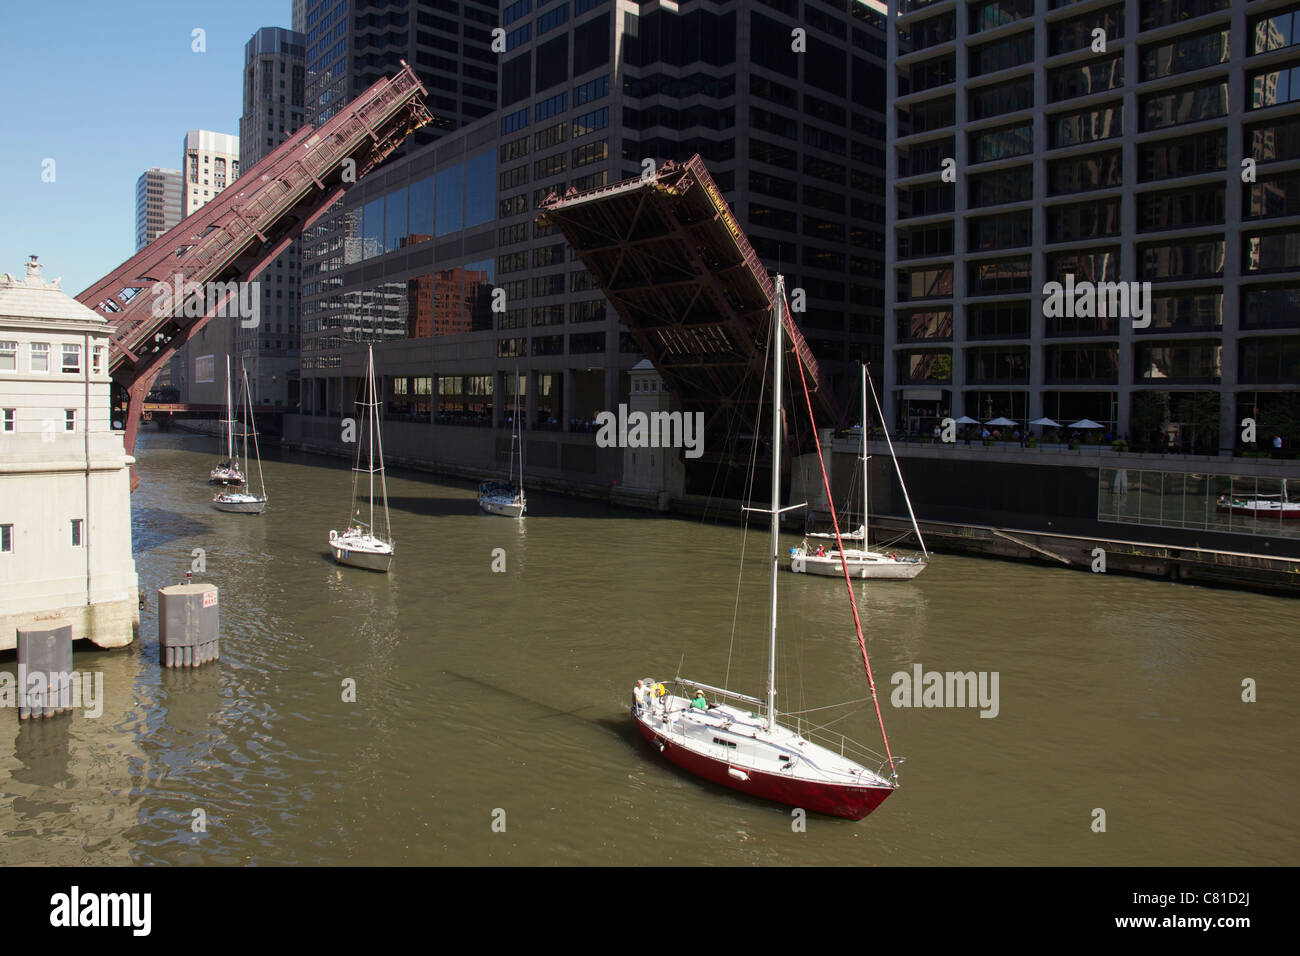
213 362 267 514
329 346 394 572
791 364 928 580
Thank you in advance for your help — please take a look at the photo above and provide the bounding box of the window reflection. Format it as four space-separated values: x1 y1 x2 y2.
361 197 383 259
384 187 408 254
465 151 496 227
436 165 464 235
408 176 434 246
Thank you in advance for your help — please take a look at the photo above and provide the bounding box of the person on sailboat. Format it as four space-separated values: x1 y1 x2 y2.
691 690 708 710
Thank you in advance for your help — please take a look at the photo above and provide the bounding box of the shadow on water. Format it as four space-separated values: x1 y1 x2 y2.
131 508 212 551
387 495 475 518
441 669 628 742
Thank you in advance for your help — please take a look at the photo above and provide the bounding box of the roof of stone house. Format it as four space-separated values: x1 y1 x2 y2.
0 257 107 326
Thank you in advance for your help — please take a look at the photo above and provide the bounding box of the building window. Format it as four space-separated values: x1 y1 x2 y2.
0 340 16 370
1141 78 1229 129
969 30 1034 77
969 122 1033 163
1252 4 1300 54
1 523 12 553
1249 60 1300 109
92 346 105 374
1048 55 1124 103
1138 130 1227 181
1138 184 1226 232
65 409 76 431
61 343 82 374
1140 0 1230 30
30 342 50 372
572 107 608 138
71 519 83 547
1050 102 1124 148
1140 26 1230 82
1049 5 1125 56
2 408 13 432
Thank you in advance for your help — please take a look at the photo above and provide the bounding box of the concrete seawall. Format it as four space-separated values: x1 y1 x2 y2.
270 427 1300 597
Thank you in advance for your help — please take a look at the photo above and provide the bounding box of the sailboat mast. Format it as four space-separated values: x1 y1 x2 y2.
861 363 869 545
225 355 234 462
767 276 784 732
367 346 375 536
509 365 517 487
240 362 249 472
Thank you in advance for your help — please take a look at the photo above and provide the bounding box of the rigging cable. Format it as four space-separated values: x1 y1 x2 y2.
785 296 898 782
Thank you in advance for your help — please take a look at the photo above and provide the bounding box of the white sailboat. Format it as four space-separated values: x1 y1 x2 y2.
329 346 394 572
213 362 267 514
478 366 526 518
633 275 900 820
791 364 929 580
208 355 245 486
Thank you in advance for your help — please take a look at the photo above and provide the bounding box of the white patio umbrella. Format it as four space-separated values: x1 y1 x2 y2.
985 416 1018 427
1068 419 1103 429
1029 417 1060 427
953 415 979 425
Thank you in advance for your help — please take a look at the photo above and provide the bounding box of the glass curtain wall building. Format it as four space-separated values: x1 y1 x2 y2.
885 0 1300 455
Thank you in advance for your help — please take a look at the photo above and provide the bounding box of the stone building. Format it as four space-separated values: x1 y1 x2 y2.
0 257 138 650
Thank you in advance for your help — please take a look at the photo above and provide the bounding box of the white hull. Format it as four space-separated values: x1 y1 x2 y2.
791 548 926 580
479 494 525 518
329 530 393 572
213 494 266 514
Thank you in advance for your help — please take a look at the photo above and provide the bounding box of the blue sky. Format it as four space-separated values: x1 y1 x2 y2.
0 1 292 295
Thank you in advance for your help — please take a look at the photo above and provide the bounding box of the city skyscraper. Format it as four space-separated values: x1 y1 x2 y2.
885 0 1300 454
133 167 182 252
236 26 307 409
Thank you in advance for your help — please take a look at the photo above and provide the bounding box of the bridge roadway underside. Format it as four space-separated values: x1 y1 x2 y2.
540 155 840 487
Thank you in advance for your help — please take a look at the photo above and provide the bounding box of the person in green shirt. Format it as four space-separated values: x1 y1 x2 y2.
691 690 708 710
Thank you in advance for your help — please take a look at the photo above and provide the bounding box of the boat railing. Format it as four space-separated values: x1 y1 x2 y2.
782 714 891 769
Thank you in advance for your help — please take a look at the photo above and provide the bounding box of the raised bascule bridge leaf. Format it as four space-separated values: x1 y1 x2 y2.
77 64 433 488
539 154 840 466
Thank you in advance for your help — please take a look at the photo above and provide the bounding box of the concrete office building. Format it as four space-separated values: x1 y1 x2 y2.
134 167 183 252
134 166 184 388
0 257 139 651
290 0 891 497
236 26 308 410
885 0 1300 455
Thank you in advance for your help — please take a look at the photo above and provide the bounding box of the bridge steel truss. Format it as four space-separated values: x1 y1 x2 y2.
77 64 431 486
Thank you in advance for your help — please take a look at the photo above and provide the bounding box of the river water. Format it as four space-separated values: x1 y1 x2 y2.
2 429 1295 865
